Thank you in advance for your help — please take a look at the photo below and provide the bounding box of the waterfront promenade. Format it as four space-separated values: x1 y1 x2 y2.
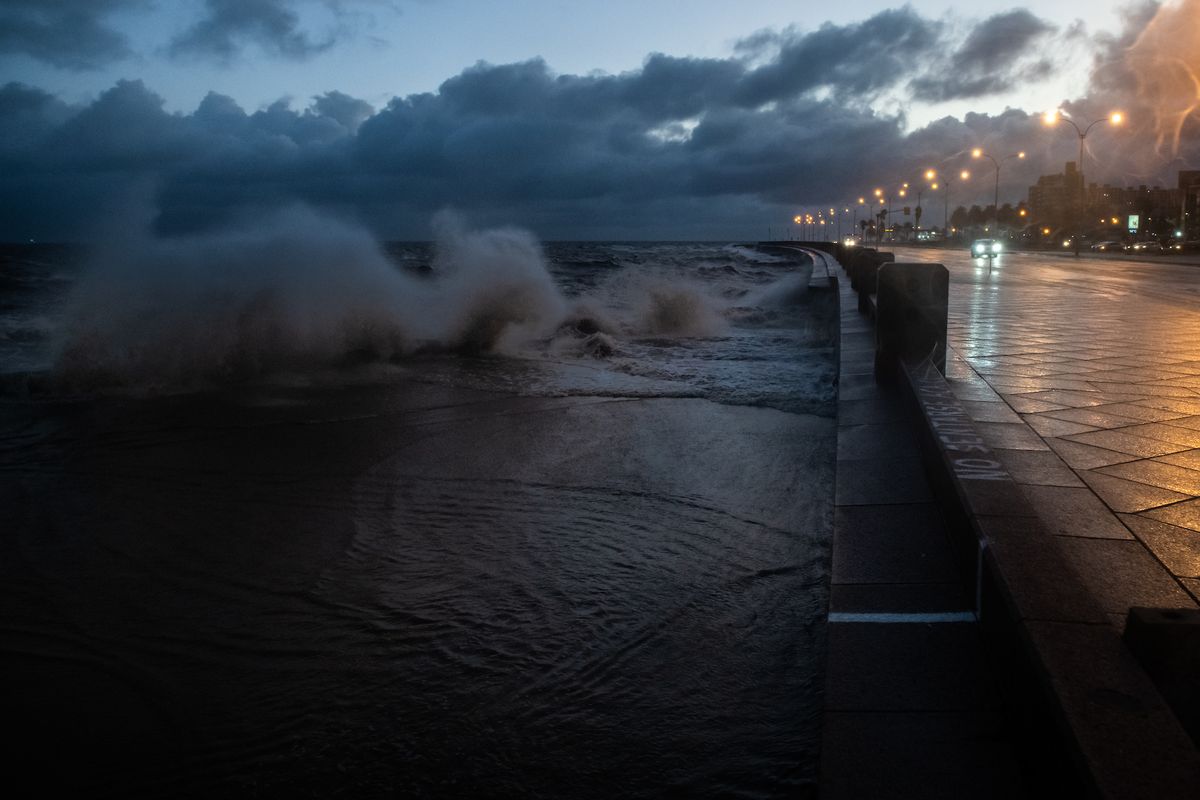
815 244 1200 797
897 246 1200 618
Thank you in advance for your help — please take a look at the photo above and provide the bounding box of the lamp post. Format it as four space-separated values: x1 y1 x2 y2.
925 169 970 241
878 188 888 245
972 148 1026 233
1043 109 1124 236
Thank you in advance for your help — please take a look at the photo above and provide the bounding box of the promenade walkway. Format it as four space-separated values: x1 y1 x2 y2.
895 248 1200 620
814 244 1200 798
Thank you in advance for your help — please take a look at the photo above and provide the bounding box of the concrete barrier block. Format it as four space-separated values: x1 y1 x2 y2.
875 262 949 379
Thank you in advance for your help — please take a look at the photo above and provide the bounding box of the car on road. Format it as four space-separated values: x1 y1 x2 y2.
1125 240 1172 254
970 238 1002 258
1090 241 1122 252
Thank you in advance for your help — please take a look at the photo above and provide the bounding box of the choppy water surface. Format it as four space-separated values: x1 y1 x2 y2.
1 236 835 797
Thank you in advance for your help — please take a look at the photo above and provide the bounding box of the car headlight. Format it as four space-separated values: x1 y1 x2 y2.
974 244 984 253
992 243 1002 253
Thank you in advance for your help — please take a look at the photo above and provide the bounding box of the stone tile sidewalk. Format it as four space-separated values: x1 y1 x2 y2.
897 248 1200 627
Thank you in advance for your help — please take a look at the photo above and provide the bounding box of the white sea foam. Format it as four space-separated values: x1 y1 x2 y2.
53 207 568 387
41 210 831 412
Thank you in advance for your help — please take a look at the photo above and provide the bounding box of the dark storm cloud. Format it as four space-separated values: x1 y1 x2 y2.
4 5 1168 240
168 0 404 63
0 0 143 70
909 10 1057 101
170 0 332 61
735 8 943 107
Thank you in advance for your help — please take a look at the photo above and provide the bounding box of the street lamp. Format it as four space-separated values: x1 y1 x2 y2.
925 168 970 240
1043 109 1125 235
872 188 885 245
972 148 1026 232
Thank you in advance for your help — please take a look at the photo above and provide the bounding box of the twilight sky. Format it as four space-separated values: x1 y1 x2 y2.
2 0 1198 240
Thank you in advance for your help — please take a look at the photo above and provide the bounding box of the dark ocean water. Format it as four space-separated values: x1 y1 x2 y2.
0 237 836 798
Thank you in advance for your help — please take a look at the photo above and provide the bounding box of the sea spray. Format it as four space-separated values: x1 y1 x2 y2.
53 207 569 387
638 283 726 337
429 211 566 353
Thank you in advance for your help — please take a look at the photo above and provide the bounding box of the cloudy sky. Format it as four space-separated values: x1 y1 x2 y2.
2 0 1198 240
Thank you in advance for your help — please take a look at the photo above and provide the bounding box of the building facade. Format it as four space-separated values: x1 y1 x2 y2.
1181 170 1200 239
1028 162 1083 229
1029 162 1188 238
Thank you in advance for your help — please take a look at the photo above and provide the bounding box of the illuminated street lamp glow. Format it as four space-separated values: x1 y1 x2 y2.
924 169 936 181
1044 110 1127 236
973 148 1027 230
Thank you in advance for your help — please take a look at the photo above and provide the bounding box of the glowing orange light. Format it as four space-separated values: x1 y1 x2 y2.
1110 111 1124 125
960 170 970 180
924 169 936 181
794 215 803 224
874 188 883 197
930 182 939 190
1043 109 1059 125
1019 209 1027 216
972 148 983 158
1018 151 1026 159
